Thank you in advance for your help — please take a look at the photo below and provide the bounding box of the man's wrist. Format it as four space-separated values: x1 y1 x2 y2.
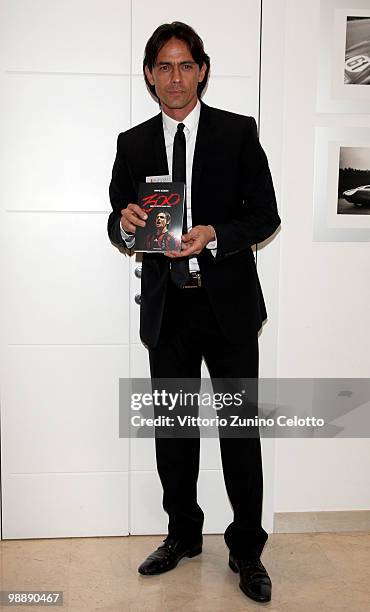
207 225 216 241
206 225 217 252
120 219 135 248
120 219 134 236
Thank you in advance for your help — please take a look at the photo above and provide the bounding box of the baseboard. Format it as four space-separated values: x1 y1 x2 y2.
273 510 370 533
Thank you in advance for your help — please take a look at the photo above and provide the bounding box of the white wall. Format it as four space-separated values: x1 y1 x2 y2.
0 0 280 538
274 0 370 512
1 0 367 540
0 0 132 538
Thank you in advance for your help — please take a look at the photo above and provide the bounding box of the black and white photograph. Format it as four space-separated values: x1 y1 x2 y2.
338 146 370 215
344 16 370 85
317 0 370 113
314 126 370 241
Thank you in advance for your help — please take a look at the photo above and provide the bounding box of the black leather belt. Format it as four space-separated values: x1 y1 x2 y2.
181 271 202 289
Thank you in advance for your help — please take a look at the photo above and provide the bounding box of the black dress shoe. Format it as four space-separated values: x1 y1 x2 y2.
138 537 202 575
229 552 272 603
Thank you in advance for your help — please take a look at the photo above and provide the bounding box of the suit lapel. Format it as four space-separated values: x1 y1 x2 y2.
152 113 169 176
191 102 212 219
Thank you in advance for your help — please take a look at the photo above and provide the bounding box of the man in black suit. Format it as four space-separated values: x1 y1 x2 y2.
108 22 280 604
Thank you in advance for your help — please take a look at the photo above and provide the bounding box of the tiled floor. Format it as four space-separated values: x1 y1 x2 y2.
1 532 369 611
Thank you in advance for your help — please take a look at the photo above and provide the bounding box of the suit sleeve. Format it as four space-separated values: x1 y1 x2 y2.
212 117 280 261
107 133 137 249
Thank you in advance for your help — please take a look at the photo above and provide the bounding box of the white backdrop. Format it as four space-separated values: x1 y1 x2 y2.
0 0 282 539
274 0 370 513
2 0 367 542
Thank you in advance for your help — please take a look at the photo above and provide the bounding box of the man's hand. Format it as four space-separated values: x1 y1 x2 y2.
165 225 215 258
120 204 147 234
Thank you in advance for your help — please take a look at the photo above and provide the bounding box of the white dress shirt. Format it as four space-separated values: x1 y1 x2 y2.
120 99 217 270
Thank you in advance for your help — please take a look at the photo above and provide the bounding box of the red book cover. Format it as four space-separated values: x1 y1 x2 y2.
135 182 185 253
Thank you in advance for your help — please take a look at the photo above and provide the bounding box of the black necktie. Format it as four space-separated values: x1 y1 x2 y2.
170 123 190 287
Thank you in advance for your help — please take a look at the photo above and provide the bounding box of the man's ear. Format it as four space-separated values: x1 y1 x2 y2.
144 65 155 86
198 62 207 83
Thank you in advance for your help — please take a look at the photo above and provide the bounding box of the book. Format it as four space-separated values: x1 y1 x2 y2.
135 182 185 253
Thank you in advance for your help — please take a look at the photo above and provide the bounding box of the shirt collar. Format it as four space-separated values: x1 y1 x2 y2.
162 99 201 137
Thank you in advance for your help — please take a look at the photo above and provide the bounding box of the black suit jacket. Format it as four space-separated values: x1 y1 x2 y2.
108 102 280 348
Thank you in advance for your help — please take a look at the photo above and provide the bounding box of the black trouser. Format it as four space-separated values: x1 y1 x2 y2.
148 280 268 558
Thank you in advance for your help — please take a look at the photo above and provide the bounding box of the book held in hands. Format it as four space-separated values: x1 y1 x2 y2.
135 182 185 253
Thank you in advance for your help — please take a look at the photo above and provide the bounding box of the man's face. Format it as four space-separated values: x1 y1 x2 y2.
155 212 168 231
145 37 206 118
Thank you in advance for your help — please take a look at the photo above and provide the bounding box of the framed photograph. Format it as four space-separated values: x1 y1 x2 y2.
344 17 370 85
317 0 370 113
313 127 370 242
338 147 370 215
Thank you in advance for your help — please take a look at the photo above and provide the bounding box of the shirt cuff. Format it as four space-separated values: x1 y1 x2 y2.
120 221 135 248
206 226 217 257
206 239 217 250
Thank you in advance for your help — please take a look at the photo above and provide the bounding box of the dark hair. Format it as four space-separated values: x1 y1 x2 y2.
143 22 210 100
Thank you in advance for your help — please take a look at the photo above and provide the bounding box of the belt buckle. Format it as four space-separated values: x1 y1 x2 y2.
183 272 201 289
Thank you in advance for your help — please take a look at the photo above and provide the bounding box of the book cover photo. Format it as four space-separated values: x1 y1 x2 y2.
135 182 185 253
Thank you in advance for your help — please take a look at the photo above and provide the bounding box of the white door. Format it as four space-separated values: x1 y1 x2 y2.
128 0 278 536
0 0 132 538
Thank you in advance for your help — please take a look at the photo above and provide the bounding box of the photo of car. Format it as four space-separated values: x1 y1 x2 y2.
343 185 370 206
345 41 370 84
344 17 370 85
